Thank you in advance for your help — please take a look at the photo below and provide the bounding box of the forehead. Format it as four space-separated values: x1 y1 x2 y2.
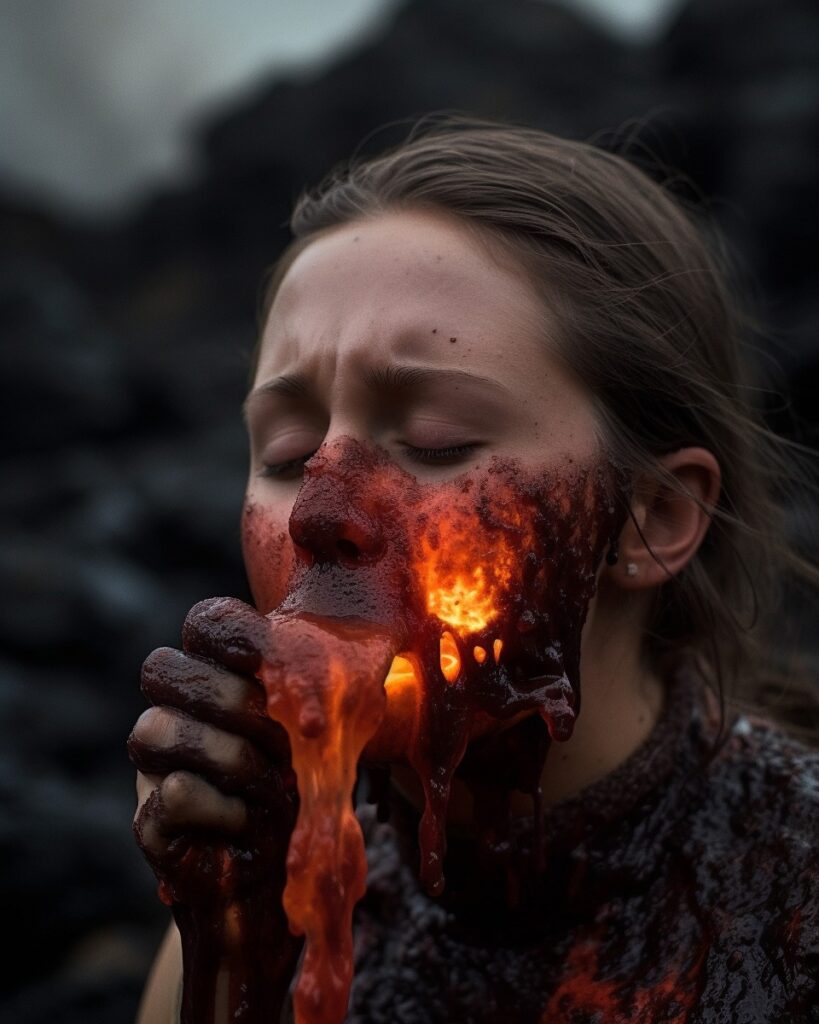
255 210 553 382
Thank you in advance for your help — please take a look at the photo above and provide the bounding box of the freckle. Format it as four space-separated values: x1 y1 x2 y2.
449 337 457 343
432 328 437 334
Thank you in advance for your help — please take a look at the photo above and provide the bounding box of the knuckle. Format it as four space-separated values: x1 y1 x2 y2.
141 645 174 671
217 673 248 714
215 729 245 766
208 730 256 779
183 596 228 632
161 770 197 814
131 705 178 747
140 646 182 692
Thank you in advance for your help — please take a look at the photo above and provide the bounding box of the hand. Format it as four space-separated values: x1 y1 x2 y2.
128 597 305 1019
127 596 296 909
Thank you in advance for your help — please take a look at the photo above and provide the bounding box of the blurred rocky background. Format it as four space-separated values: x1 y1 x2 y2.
1 0 817 1020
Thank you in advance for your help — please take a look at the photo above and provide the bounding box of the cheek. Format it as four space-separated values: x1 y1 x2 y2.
241 494 295 613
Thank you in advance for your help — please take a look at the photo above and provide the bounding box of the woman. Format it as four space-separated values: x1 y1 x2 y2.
128 117 819 1023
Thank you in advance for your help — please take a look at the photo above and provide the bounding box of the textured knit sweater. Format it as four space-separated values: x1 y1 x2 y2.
346 666 819 1023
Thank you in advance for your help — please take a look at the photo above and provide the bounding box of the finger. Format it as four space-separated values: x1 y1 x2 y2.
133 770 248 860
140 647 289 761
181 597 273 674
136 770 164 804
127 706 284 804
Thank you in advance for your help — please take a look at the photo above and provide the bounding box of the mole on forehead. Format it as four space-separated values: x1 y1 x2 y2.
257 302 533 376
260 300 546 383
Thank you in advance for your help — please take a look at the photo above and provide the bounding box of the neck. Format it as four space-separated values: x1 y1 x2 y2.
536 578 663 805
536 654 663 807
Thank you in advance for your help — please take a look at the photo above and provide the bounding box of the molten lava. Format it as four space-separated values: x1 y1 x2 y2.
238 440 623 1022
256 616 394 1024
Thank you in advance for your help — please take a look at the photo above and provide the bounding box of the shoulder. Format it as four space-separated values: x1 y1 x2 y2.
679 709 819 881
679 714 819 1014
704 713 819 844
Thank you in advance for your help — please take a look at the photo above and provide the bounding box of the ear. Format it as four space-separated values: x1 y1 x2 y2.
606 447 721 590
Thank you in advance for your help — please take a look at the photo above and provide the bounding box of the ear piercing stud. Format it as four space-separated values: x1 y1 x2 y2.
626 562 638 577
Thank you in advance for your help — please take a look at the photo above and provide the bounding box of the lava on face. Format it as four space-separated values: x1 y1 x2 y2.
240 437 626 1024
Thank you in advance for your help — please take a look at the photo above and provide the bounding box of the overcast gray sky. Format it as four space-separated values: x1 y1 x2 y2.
0 0 683 216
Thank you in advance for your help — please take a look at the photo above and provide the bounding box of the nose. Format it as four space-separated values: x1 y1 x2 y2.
288 461 385 565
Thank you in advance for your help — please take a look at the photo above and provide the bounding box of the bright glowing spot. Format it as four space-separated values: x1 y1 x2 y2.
384 655 417 694
439 631 461 683
427 566 499 633
414 495 532 639
473 645 487 664
493 638 503 663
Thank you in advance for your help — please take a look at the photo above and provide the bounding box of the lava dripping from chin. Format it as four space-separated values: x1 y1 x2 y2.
243 438 625 1023
256 615 395 1024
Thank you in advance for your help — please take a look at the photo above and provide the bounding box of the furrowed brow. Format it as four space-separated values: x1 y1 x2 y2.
362 364 510 395
242 374 309 421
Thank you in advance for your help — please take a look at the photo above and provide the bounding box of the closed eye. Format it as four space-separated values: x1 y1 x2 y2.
401 443 480 464
258 451 318 479
258 443 481 480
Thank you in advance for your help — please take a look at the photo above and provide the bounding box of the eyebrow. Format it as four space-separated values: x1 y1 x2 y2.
361 364 510 396
242 373 309 421
242 364 510 420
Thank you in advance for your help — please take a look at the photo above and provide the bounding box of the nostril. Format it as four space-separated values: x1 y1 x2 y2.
336 538 360 559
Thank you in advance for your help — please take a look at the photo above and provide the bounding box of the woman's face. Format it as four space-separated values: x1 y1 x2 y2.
243 207 602 569
242 208 627 849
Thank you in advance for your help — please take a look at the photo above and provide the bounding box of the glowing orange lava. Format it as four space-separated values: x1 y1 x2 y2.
426 565 499 633
258 616 394 1024
384 655 418 692
417 505 529 636
439 631 462 683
